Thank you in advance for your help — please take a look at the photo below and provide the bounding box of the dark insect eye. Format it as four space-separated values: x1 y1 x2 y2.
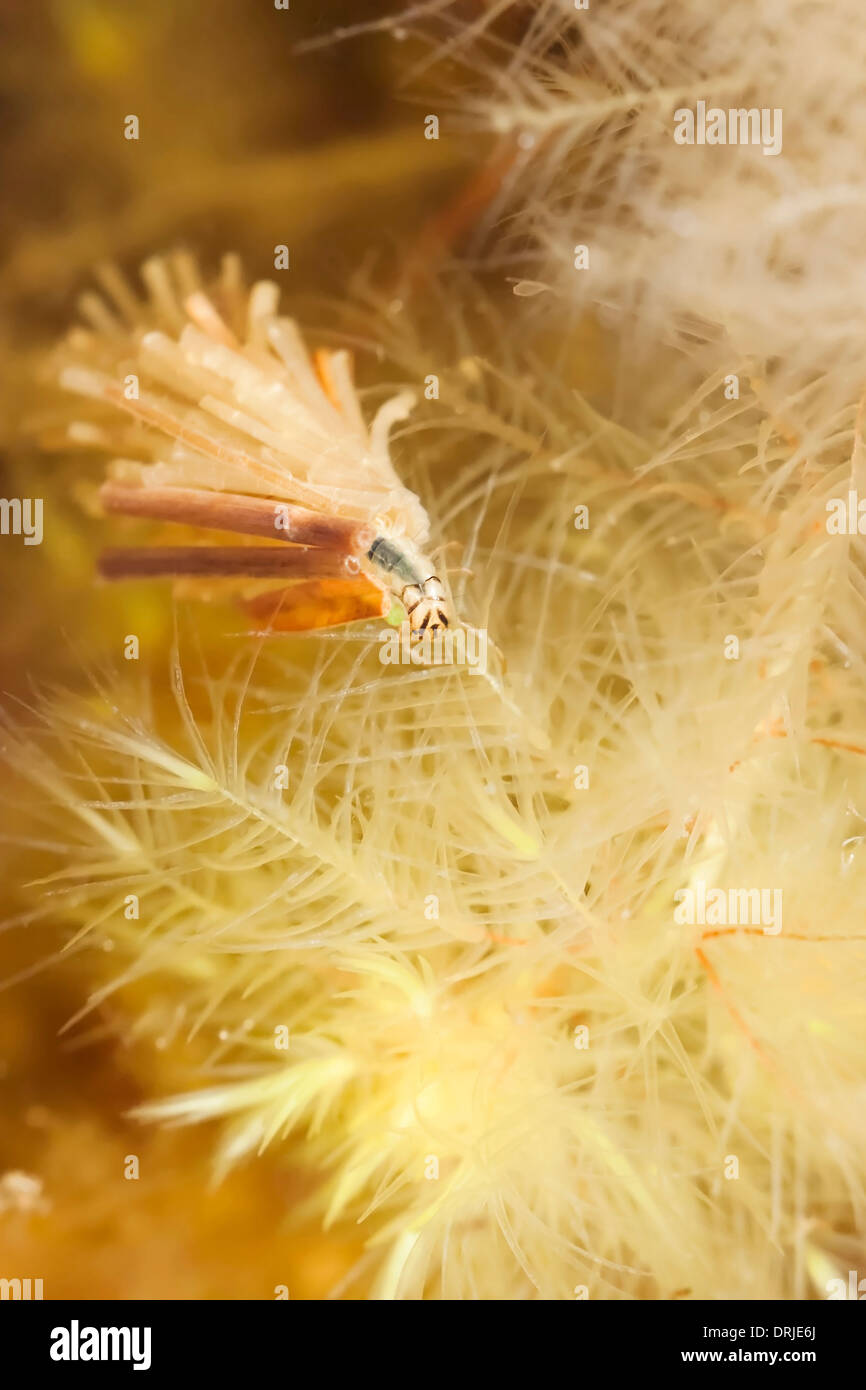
436 610 449 627
418 613 430 630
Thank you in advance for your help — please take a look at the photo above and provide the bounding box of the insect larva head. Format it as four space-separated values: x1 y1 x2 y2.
403 575 451 632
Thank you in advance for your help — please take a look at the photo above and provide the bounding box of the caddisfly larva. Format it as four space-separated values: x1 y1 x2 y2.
54 252 457 636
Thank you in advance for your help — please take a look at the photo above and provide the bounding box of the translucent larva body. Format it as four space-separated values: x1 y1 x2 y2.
366 535 451 631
